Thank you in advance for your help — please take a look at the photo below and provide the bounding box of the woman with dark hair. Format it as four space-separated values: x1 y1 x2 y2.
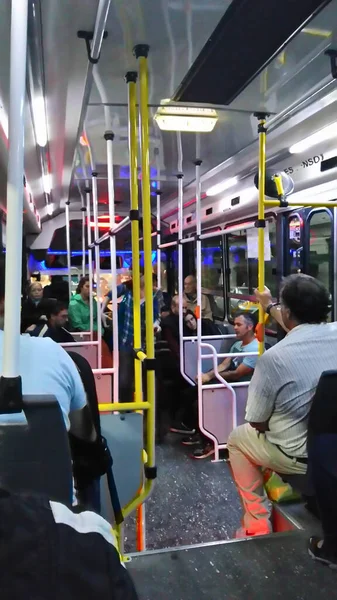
68 276 98 332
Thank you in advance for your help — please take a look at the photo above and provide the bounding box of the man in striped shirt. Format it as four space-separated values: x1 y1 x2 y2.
227 274 335 537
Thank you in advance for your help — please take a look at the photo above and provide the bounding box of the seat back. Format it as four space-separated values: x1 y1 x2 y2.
277 370 337 498
308 369 337 435
63 343 98 369
202 384 249 444
0 395 73 505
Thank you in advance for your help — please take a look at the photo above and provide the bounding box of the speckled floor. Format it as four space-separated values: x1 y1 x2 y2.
129 532 337 600
124 433 242 552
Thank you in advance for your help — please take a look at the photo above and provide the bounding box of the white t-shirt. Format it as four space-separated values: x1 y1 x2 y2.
0 332 86 429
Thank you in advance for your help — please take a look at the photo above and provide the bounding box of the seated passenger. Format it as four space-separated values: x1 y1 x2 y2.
68 276 97 332
21 282 50 332
184 310 228 338
201 312 258 384
27 301 75 343
183 274 212 321
227 274 336 538
161 295 188 361
178 313 258 460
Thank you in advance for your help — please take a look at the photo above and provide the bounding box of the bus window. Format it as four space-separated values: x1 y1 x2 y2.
200 236 224 319
308 210 332 294
227 220 277 327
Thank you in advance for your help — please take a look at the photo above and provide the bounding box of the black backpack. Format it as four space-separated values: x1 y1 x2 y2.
0 488 138 600
67 351 123 524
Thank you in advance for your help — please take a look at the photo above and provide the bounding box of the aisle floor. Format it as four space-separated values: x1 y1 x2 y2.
124 433 242 552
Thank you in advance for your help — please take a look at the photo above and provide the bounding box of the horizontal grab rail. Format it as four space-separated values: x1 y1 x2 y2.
98 401 150 412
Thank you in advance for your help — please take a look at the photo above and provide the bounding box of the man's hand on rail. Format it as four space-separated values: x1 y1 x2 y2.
253 286 273 312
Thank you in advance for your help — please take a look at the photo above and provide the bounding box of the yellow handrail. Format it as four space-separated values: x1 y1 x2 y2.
126 71 143 405
98 401 150 412
118 44 156 522
256 115 267 356
137 45 156 473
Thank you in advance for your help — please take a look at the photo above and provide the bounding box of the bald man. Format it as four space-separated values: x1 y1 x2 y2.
183 275 212 321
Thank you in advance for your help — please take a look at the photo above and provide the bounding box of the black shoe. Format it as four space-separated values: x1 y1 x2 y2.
192 443 215 460
182 434 201 446
308 536 337 569
170 422 196 435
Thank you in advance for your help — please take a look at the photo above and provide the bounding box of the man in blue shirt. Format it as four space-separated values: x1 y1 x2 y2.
179 313 259 459
201 312 258 384
0 263 91 434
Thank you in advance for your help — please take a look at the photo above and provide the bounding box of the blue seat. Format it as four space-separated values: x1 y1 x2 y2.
0 395 73 505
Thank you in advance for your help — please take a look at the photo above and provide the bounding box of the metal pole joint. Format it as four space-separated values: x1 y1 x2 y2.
125 71 138 84
104 131 114 141
133 43 150 59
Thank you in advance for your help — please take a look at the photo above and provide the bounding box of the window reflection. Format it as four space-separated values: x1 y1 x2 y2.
288 215 303 274
308 211 332 293
227 220 277 330
200 236 224 319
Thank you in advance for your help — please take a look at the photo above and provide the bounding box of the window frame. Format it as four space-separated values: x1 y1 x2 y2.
305 207 334 319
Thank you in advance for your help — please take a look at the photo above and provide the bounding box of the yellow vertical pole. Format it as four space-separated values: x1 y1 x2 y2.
134 44 156 472
126 71 142 404
255 113 267 355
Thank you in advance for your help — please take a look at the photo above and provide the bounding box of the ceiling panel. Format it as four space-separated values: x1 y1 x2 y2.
78 103 257 210
89 0 231 105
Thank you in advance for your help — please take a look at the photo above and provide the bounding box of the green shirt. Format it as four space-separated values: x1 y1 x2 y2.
68 294 98 332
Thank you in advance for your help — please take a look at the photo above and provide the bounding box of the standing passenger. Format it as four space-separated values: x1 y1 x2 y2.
118 275 159 402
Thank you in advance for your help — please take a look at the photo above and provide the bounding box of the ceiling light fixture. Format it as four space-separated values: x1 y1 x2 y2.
206 176 238 196
154 106 218 132
289 123 337 154
32 95 48 147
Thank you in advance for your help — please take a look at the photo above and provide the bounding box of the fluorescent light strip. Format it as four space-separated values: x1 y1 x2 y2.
43 173 51 194
206 176 238 196
32 95 48 147
289 122 337 154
